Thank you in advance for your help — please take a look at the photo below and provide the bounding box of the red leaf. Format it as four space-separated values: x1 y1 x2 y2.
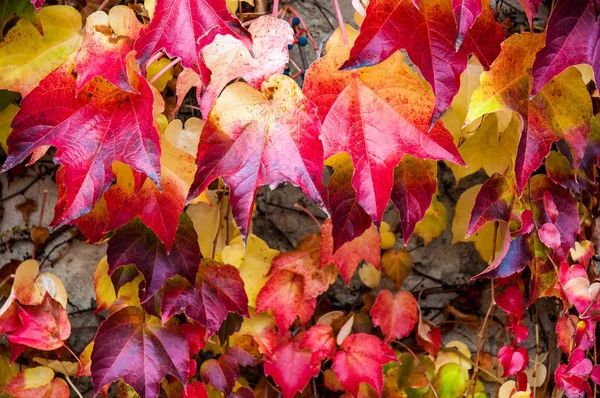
200 356 239 394
518 0 541 28
370 290 419 344
495 286 525 319
474 233 532 279
390 157 438 245
467 173 515 237
453 0 482 48
555 349 593 398
30 0 44 11
187 75 325 239
133 0 251 81
416 314 443 357
0 294 70 359
325 154 373 250
91 306 190 398
3 367 70 398
340 0 470 122
263 338 319 398
332 333 396 396
528 175 579 261
106 214 200 303
256 270 316 332
320 219 380 283
461 0 504 69
162 260 249 333
1 56 162 227
304 44 463 224
498 345 529 377
75 6 142 92
300 324 336 364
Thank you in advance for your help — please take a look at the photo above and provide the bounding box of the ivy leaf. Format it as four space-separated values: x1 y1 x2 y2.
320 219 381 284
91 306 190 398
200 355 239 394
256 235 337 331
467 173 515 237
29 0 44 11
370 290 419 344
188 75 326 240
340 0 470 122
465 33 593 192
200 15 293 116
3 367 69 398
300 324 336 364
391 156 438 244
0 0 35 41
453 0 481 49
518 0 541 28
0 295 70 361
106 214 200 303
332 333 396 396
303 45 463 225
555 349 594 398
461 0 504 69
0 6 82 96
498 345 529 377
134 0 251 81
531 0 599 96
527 175 579 261
263 337 320 398
2 55 163 227
161 259 249 333
75 6 142 93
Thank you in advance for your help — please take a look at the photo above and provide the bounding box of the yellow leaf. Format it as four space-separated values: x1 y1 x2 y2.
0 353 20 391
218 235 279 307
381 249 413 290
147 57 174 91
324 24 359 54
452 185 506 263
448 112 520 182
414 196 447 245
94 256 117 313
230 309 275 355
0 6 83 96
0 103 18 152
32 358 77 376
187 190 239 259
379 221 396 250
164 118 203 157
358 262 380 288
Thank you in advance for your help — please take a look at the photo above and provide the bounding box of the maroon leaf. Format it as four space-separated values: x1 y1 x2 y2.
91 306 190 398
106 213 200 303
453 0 481 48
161 260 249 333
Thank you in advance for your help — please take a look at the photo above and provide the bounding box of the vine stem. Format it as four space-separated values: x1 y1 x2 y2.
331 0 348 45
146 51 164 67
96 0 111 13
294 204 322 231
149 57 181 84
272 0 279 17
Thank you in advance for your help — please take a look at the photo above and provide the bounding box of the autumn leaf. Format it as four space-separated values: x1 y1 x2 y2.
230 309 277 355
3 366 69 398
2 55 164 228
391 156 438 244
465 33 593 192
531 0 598 97
324 153 372 250
218 235 279 307
460 0 504 69
370 290 418 344
300 324 336 364
106 214 200 303
263 336 320 398
381 249 413 290
467 173 516 237
303 44 463 225
453 0 481 49
498 345 529 377
0 0 35 41
188 75 326 239
0 295 71 361
0 6 82 96
321 219 380 284
332 333 396 396
91 306 190 398
200 15 293 116
414 196 448 245
0 103 18 152
200 355 239 394
75 6 141 93
161 259 249 333
133 0 251 81
340 0 470 122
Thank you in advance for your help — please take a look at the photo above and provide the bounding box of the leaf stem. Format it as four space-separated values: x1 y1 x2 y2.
331 0 348 45
149 57 181 85
272 0 279 17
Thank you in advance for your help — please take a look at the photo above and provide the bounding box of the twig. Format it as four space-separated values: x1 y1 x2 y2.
294 204 322 231
0 166 58 204
272 0 279 16
331 0 348 45
397 341 440 398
